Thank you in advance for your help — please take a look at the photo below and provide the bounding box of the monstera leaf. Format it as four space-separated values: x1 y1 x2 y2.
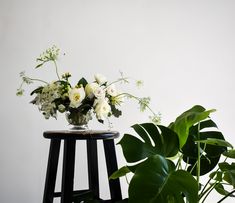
182 119 227 175
170 105 215 148
128 155 198 203
118 123 179 163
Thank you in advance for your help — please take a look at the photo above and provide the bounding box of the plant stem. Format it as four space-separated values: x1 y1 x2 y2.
118 92 157 117
201 182 218 203
53 60 60 80
217 189 235 203
27 77 49 84
197 122 201 190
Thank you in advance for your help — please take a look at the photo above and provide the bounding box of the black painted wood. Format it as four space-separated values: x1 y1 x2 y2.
42 130 122 203
44 130 119 140
43 139 61 203
61 139 76 203
87 140 99 198
103 139 122 201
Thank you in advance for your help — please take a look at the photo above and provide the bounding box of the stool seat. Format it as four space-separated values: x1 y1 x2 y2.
43 130 119 140
42 130 122 203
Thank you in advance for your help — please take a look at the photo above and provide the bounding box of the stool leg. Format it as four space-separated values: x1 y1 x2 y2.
61 139 76 203
103 139 122 201
87 140 99 199
43 139 61 203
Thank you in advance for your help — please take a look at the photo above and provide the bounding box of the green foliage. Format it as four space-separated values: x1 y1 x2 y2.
128 155 198 203
113 105 235 203
77 77 88 87
170 105 216 148
118 123 179 163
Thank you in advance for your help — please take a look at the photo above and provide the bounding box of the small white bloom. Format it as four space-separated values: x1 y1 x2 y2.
85 82 99 98
106 84 117 97
94 86 105 99
68 87 85 108
94 73 107 85
94 98 111 121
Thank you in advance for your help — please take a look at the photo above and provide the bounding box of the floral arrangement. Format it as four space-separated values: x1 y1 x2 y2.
17 46 160 128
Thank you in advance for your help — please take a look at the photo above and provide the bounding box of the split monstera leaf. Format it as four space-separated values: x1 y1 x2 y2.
111 105 235 203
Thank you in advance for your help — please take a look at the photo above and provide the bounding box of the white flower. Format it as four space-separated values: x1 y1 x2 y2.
94 98 111 121
106 84 117 96
85 82 99 98
68 87 85 108
94 86 105 99
94 73 107 85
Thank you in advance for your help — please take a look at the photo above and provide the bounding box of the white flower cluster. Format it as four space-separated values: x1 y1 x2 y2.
31 82 63 119
68 73 124 121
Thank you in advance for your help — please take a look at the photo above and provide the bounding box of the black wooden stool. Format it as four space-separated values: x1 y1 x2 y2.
42 130 122 203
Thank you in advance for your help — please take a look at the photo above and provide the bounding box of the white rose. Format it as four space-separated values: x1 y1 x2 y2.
85 82 99 98
106 84 117 96
94 86 105 99
94 98 111 121
68 87 85 108
94 73 107 85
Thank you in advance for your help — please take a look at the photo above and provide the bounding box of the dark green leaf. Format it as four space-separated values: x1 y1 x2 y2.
77 77 88 87
224 170 235 187
110 104 122 118
209 171 223 181
128 155 198 203
35 63 44 68
223 150 235 158
118 123 179 163
196 138 233 148
214 183 235 196
30 86 43 95
219 162 235 171
182 131 227 176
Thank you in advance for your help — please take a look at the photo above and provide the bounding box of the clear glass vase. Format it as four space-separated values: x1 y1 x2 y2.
66 110 92 130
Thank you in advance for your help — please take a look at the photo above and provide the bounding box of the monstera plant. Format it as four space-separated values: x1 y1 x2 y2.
111 105 235 203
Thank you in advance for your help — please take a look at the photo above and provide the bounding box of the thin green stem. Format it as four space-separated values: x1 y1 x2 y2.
26 77 49 84
197 122 201 189
53 60 60 80
115 92 157 116
176 154 183 170
201 182 219 203
106 77 129 87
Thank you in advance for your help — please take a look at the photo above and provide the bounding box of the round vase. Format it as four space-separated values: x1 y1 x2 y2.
66 111 92 130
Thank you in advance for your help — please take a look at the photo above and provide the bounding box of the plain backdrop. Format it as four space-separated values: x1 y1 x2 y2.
1 0 235 202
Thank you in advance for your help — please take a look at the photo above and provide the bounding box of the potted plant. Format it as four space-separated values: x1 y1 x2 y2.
111 105 235 203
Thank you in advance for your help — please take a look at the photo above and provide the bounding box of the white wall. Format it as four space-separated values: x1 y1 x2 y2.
1 0 235 202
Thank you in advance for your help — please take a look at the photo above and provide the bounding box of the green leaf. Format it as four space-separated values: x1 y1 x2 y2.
171 105 215 148
182 130 227 176
128 155 198 203
110 104 122 118
109 166 131 180
77 77 88 87
118 123 179 163
223 171 235 187
30 86 43 95
219 162 235 171
196 138 233 148
214 183 235 196
223 150 235 158
209 171 223 181
35 62 44 68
